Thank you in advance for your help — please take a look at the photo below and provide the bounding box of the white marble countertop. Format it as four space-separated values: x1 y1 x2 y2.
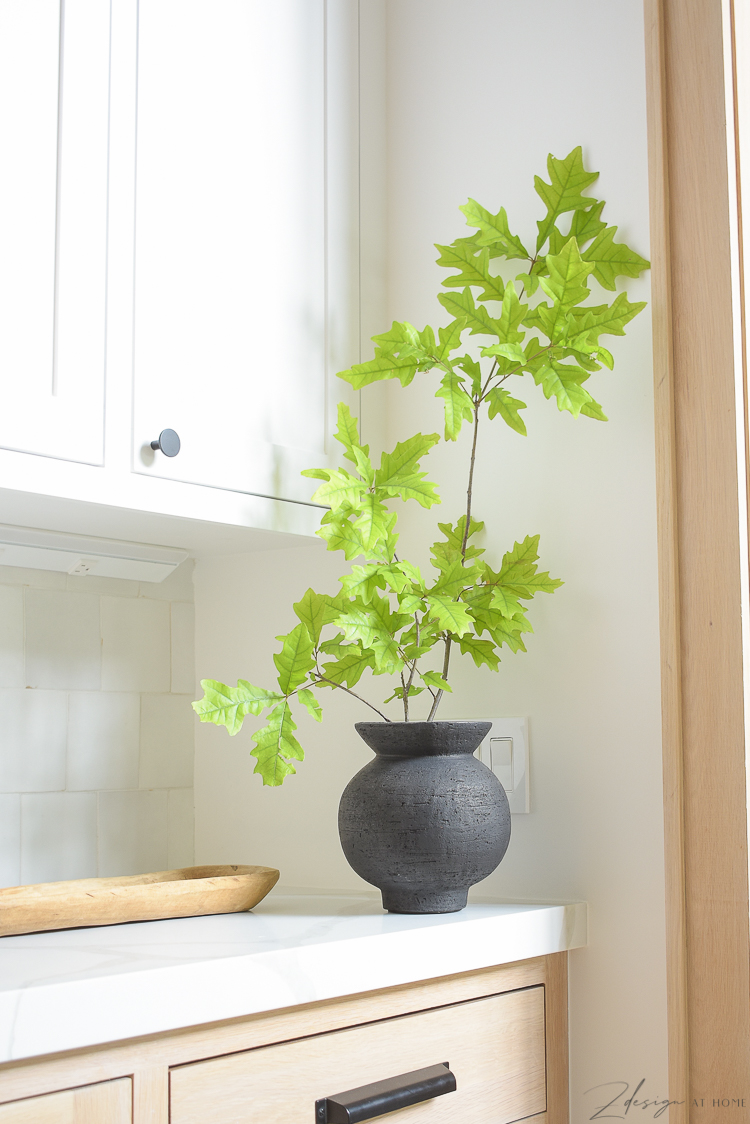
0 889 586 1064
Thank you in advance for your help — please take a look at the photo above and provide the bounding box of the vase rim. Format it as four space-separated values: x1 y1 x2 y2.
355 719 491 757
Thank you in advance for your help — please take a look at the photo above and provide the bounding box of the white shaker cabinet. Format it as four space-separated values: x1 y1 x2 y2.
0 0 109 465
0 0 363 545
116 0 358 505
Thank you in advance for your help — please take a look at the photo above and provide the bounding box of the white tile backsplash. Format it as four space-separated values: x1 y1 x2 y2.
140 694 195 788
0 795 20 887
0 568 195 885
98 789 169 876
25 590 101 690
101 597 171 692
0 690 67 792
170 602 195 694
21 792 98 884
67 693 140 791
0 586 23 688
167 788 195 868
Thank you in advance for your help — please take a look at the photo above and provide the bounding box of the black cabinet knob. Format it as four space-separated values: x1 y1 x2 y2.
150 429 181 457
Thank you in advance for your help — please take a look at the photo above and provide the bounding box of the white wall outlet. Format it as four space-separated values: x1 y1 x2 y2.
473 717 530 814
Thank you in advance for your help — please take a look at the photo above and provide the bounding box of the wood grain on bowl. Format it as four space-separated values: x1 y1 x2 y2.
0 865 280 937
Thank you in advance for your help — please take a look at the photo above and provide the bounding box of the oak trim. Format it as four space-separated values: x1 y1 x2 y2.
644 0 750 1116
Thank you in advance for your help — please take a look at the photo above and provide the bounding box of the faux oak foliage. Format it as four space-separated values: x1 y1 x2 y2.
194 148 649 785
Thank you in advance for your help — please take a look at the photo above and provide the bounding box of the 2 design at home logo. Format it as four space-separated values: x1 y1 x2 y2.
585 1080 684 1119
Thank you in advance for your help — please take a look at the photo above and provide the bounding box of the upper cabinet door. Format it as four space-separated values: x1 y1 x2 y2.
132 0 359 503
0 0 109 465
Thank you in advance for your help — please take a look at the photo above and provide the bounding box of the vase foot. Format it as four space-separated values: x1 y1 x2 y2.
381 887 469 914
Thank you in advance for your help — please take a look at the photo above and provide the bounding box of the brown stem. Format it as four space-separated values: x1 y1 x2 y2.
461 403 481 558
314 674 391 722
427 635 452 721
401 671 409 721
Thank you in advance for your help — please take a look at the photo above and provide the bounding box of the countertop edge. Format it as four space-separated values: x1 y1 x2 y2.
0 901 587 1064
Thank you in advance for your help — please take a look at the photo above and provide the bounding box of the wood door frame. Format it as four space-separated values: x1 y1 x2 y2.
644 1 750 1117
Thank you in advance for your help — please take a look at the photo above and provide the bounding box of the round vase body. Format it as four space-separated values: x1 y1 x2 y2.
338 721 511 914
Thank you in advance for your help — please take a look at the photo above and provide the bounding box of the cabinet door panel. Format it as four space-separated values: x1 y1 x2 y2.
171 987 547 1124
132 0 351 503
0 1077 131 1123
0 0 108 464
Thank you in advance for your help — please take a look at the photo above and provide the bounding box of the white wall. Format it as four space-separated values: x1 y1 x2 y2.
0 560 195 884
194 2 668 1120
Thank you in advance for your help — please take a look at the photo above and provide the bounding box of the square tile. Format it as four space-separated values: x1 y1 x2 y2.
0 586 23 688
21 792 98 883
0 794 20 887
140 695 194 788
170 603 195 694
25 589 101 690
0 567 66 590
168 788 194 868
101 597 170 692
98 789 169 876
67 693 140 790
66 573 140 597
0 689 67 792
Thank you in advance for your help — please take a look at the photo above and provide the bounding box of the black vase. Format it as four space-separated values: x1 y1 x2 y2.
338 721 511 914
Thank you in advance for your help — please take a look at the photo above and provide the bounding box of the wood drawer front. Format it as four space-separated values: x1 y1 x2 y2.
170 986 546 1124
0 1077 131 1123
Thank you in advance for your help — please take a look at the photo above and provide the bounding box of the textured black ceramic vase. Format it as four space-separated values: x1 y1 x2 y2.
338 721 511 914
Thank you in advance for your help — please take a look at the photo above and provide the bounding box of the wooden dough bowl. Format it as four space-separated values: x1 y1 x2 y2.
0 865 279 937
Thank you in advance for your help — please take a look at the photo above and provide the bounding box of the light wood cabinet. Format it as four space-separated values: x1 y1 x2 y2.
0 1078 131 1124
0 956 567 1124
171 987 546 1124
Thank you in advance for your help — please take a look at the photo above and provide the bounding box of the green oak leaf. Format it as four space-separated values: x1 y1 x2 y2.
306 468 365 511
437 288 502 337
419 670 452 692
192 679 283 735
375 433 441 505
293 588 341 645
435 241 506 302
568 292 647 343
334 402 367 465
317 508 372 560
340 563 387 604
297 688 322 722
251 701 304 786
436 318 468 358
539 238 595 313
273 624 316 694
430 558 478 597
384 684 426 703
582 225 650 290
535 146 599 252
436 369 475 440
456 355 483 396
455 634 500 670
459 199 529 259
547 200 607 256
319 648 375 688
533 360 600 417
485 387 527 435
425 593 473 635
493 535 563 597
353 496 395 554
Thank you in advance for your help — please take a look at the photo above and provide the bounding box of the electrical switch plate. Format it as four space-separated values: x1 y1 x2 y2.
471 717 530 814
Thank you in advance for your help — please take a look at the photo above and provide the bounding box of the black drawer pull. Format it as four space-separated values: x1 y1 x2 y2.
315 1062 456 1123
